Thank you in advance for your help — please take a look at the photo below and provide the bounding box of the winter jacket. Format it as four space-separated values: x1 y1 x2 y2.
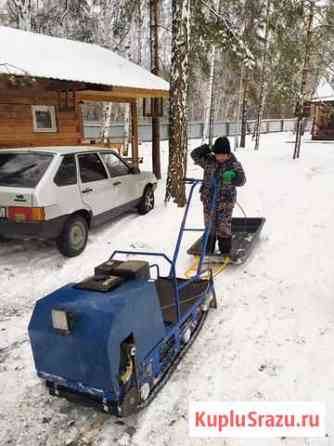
190 144 246 207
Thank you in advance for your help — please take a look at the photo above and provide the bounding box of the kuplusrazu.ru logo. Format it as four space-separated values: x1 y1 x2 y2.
189 401 326 438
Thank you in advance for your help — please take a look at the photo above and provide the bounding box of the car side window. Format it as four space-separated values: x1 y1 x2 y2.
100 152 130 178
78 153 108 183
54 155 77 186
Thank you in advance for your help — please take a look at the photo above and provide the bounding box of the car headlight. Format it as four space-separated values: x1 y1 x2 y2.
51 309 72 335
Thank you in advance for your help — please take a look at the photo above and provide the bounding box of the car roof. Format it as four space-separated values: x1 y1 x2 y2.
0 146 119 156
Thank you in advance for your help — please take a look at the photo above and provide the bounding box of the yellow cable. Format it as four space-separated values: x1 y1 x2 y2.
184 256 200 278
184 255 230 279
210 256 230 277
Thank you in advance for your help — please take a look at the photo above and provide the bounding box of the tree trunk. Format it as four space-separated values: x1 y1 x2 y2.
124 104 130 156
237 0 258 149
293 0 314 160
19 0 32 31
100 102 112 142
254 0 271 151
202 0 221 145
123 36 132 156
202 45 217 145
165 0 191 207
9 0 33 31
136 1 143 66
234 64 245 148
239 71 248 148
97 2 112 144
150 0 162 179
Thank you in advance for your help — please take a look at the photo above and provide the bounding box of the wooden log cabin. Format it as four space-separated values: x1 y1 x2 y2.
0 26 169 168
311 78 334 141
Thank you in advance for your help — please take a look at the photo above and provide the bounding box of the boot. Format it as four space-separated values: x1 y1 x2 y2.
206 233 216 255
218 236 232 255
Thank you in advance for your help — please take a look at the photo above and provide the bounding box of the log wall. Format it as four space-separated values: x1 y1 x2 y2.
0 83 82 148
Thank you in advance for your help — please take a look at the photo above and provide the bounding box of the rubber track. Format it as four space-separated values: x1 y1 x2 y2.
137 309 209 411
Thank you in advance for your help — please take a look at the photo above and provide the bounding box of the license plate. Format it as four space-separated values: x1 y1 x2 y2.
0 207 6 218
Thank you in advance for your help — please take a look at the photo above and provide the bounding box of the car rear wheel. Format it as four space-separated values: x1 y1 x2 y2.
138 186 155 215
56 214 88 257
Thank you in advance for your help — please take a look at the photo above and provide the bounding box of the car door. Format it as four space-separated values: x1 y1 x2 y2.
77 152 112 216
99 152 141 207
49 154 82 219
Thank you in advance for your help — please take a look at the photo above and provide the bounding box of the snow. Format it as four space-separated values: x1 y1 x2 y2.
1 132 334 445
0 26 169 92
312 78 334 102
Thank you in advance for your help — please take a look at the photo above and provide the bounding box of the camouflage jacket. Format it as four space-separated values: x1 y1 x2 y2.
190 144 246 207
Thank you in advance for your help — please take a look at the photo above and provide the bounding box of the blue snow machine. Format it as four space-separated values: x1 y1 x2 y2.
28 179 219 417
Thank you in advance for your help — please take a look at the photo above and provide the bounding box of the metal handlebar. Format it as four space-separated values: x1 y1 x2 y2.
183 177 203 184
110 250 173 266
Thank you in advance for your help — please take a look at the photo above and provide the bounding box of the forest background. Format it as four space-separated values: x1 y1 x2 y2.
2 0 334 124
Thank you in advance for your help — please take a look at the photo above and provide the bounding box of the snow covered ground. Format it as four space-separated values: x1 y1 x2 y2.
1 132 333 446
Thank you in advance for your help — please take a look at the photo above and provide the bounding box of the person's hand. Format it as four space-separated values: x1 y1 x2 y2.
222 170 237 184
200 144 211 154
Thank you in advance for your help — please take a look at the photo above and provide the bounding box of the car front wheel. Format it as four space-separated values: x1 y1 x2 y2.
56 214 88 257
138 186 155 215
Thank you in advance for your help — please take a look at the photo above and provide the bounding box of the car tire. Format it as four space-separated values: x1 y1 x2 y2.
56 214 88 257
138 186 155 215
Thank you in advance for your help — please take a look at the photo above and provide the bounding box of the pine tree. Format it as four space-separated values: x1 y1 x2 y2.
192 0 254 142
30 0 94 40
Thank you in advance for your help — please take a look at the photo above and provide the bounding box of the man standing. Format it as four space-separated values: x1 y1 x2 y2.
191 136 246 255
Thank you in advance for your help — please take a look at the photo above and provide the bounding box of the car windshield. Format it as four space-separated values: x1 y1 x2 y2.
0 152 54 188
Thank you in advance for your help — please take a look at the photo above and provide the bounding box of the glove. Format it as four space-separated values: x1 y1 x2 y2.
198 144 211 155
222 170 237 184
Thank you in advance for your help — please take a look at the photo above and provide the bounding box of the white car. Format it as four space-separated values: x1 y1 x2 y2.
0 147 157 256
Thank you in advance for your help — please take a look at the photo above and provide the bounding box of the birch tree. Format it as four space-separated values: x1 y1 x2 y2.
94 0 136 144
165 0 191 207
202 0 221 145
238 68 249 147
96 0 114 143
254 0 271 151
238 0 259 148
150 0 162 178
293 0 315 159
123 34 131 155
194 0 254 147
8 0 33 31
100 103 113 141
135 0 144 66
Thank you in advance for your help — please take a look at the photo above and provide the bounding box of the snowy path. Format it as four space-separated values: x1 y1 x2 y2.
0 133 333 446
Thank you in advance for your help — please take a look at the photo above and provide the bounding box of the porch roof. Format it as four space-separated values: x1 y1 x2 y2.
0 26 169 98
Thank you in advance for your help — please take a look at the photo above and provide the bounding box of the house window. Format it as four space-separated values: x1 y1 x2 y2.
32 105 57 133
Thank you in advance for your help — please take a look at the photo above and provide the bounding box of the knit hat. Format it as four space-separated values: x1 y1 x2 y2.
212 136 231 154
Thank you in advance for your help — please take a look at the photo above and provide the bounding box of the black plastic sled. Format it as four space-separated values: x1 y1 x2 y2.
188 217 266 264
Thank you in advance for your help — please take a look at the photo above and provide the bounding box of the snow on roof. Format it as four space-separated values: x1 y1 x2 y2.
312 78 334 102
0 26 169 93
